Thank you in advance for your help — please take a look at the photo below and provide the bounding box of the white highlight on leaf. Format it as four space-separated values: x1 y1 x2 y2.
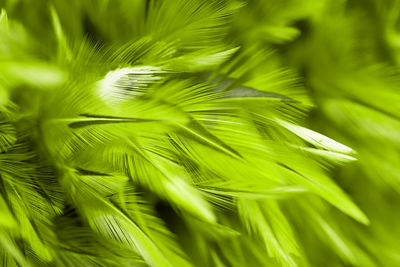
97 66 164 104
295 146 357 162
276 119 355 154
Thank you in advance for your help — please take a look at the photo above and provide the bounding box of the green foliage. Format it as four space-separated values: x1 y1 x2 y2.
0 0 398 266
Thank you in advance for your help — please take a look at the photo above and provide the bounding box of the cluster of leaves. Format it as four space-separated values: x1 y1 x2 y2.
0 0 398 266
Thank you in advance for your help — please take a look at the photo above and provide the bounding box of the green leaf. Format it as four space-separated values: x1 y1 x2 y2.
177 119 242 160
